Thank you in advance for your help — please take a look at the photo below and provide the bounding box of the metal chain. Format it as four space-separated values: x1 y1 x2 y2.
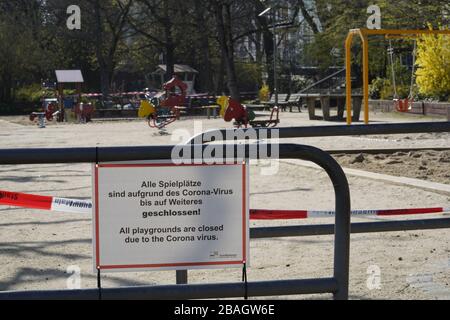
409 40 417 100
388 39 398 99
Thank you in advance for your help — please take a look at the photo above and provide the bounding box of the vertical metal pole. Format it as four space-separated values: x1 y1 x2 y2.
362 32 370 124
329 158 351 300
273 10 278 108
38 115 45 129
345 33 354 125
97 268 102 300
333 191 351 300
58 83 65 122
176 270 188 284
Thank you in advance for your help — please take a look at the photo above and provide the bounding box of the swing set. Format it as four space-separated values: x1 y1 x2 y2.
387 38 417 113
345 28 450 125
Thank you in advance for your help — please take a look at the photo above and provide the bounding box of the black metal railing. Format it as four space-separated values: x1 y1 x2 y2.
0 143 351 300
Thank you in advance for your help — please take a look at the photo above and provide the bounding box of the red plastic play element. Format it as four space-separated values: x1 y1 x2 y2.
148 106 180 130
224 98 249 125
29 103 58 122
74 103 94 122
160 76 188 108
223 97 280 129
394 98 412 113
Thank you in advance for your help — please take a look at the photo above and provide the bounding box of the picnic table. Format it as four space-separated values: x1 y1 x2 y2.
299 93 363 122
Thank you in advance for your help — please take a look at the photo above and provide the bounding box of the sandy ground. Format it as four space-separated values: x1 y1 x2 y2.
335 150 450 184
0 110 449 300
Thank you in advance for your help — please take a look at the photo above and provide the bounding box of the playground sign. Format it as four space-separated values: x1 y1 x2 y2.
93 161 249 272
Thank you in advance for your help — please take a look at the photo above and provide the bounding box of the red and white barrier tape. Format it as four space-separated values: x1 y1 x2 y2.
0 190 92 214
0 190 448 219
250 208 450 220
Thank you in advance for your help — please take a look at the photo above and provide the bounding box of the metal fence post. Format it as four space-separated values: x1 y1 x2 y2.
176 270 188 285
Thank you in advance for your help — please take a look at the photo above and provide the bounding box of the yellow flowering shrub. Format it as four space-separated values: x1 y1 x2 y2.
415 26 450 99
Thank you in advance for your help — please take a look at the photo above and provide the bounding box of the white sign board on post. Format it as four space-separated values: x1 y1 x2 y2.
93 161 249 272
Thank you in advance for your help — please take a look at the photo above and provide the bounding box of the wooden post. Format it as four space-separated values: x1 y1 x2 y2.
321 96 331 121
337 97 346 120
307 97 316 120
58 83 64 122
77 82 82 117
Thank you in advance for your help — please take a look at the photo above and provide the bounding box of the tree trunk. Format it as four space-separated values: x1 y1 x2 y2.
223 4 240 101
165 42 175 81
93 0 110 98
214 52 226 96
254 1 275 92
2 72 13 102
263 31 275 93
297 0 320 34
100 66 111 98
216 3 240 101
164 1 175 81
194 0 213 93
200 40 213 93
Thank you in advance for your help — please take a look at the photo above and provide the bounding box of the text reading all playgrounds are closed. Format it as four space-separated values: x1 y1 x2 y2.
93 163 249 272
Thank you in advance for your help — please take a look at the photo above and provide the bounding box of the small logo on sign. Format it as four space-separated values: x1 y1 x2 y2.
66 265 81 289
366 265 382 290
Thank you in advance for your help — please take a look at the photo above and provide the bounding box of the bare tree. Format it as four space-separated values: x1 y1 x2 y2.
91 0 133 97
128 0 183 81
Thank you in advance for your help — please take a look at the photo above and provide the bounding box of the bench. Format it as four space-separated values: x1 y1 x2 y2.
246 93 290 111
262 93 289 109
286 93 302 113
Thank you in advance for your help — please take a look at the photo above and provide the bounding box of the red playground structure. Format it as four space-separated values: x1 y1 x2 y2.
29 99 60 128
139 76 186 130
160 75 187 108
218 96 280 128
74 103 95 123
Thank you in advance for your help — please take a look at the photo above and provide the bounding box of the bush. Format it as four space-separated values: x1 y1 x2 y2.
235 62 263 92
259 84 270 102
416 26 450 100
16 84 55 103
15 84 81 103
370 77 413 100
369 77 387 99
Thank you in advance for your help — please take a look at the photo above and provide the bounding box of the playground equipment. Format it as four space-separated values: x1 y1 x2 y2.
217 96 280 128
387 39 417 113
160 75 188 108
138 98 180 130
138 76 185 130
55 70 84 122
345 28 450 124
29 99 60 128
74 102 95 123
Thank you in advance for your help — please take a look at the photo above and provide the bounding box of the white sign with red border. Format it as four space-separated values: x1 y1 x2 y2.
93 161 249 272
